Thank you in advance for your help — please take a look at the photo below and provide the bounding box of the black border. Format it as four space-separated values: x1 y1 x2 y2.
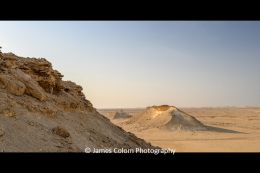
1 153 259 163
0 1 260 20
1 1 260 169
0 153 259 171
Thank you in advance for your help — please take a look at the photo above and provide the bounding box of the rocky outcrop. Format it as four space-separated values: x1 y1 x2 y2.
10 69 47 101
0 52 156 152
0 74 26 96
0 52 93 112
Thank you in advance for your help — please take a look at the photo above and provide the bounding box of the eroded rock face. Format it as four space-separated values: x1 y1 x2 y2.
0 74 26 96
0 52 156 151
18 57 64 94
0 52 94 113
10 69 47 101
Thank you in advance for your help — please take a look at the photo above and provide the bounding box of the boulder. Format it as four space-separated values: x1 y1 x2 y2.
10 69 47 101
0 74 26 96
52 126 70 138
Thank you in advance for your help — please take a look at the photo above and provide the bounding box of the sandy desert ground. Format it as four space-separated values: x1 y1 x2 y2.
99 107 260 152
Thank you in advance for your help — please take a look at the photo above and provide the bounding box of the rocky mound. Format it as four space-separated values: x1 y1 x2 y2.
0 52 156 152
113 110 132 119
126 105 239 133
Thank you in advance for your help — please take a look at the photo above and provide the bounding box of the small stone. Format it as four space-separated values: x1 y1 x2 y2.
52 126 70 138
0 128 5 137
3 109 16 117
27 121 35 126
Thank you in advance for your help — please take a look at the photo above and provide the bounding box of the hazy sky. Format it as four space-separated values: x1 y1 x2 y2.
0 21 260 108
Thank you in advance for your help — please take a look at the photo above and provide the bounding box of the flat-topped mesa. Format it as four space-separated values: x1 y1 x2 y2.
113 110 132 119
146 105 176 111
0 52 95 114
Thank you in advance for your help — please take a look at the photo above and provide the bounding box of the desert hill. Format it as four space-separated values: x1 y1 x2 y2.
125 105 239 133
0 52 155 152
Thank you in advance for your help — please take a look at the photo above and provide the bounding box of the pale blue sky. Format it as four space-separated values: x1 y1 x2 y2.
0 21 260 108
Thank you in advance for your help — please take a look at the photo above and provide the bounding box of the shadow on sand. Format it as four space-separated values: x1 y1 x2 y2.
204 125 244 134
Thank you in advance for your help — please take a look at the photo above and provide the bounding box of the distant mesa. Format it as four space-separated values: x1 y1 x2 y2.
127 105 240 133
113 110 132 119
147 105 175 111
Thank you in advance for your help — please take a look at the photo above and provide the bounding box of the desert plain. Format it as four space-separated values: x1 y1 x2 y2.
99 107 260 152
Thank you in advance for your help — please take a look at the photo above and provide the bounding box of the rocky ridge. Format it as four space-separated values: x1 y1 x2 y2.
0 52 156 152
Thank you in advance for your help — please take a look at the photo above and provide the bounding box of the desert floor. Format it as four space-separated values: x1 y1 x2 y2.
99 107 260 152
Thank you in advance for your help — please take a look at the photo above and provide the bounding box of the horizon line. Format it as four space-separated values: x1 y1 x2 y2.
96 105 260 110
